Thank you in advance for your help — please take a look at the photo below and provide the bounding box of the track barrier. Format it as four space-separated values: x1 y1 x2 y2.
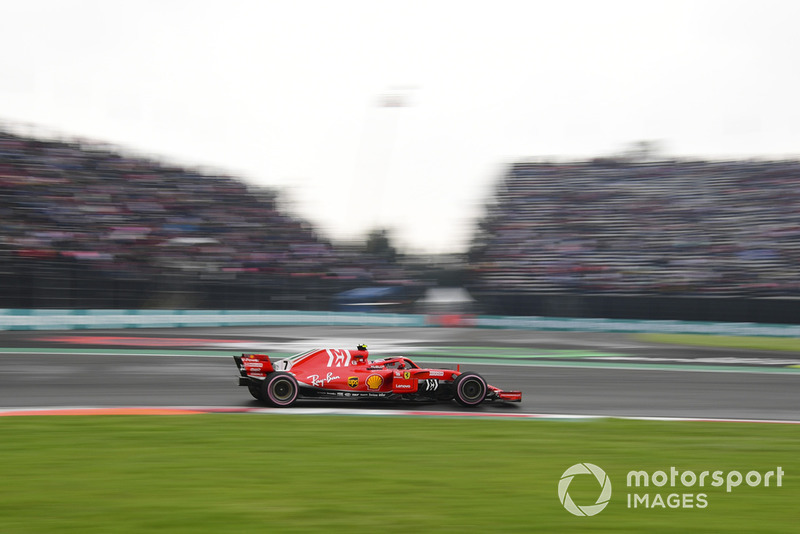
2 309 800 337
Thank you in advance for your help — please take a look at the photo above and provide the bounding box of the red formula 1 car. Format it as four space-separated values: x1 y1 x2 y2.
234 344 521 408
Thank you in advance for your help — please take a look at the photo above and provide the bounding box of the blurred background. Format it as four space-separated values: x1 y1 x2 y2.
2 0 799 323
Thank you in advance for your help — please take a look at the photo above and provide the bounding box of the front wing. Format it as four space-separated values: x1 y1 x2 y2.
487 385 522 403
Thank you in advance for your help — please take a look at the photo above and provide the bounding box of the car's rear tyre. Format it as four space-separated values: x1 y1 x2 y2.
453 372 487 407
261 372 299 407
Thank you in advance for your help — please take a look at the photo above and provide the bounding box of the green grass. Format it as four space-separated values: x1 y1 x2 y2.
635 333 800 352
0 415 797 533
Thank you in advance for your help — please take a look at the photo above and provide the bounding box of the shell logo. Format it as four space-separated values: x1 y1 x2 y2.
366 374 384 390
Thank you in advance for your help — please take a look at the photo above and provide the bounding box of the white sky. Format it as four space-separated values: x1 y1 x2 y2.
2 0 799 253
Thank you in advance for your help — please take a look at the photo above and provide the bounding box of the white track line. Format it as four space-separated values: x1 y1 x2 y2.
1 406 799 424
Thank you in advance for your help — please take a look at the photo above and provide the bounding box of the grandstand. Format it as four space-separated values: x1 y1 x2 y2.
0 126 422 309
4 123 800 323
469 158 800 323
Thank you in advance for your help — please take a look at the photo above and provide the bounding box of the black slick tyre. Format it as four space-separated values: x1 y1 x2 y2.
453 372 488 407
261 372 299 407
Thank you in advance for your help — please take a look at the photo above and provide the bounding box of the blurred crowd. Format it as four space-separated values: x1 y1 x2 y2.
470 159 800 296
4 125 800 308
0 128 415 308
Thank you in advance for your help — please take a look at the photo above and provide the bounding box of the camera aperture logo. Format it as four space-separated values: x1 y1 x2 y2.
558 463 612 516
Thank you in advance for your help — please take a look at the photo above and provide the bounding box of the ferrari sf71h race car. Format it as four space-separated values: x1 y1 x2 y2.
234 344 521 408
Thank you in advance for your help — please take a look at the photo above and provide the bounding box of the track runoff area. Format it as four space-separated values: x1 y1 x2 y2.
0 325 798 423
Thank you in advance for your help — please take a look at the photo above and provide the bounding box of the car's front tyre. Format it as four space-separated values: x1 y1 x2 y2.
261 372 299 407
453 372 488 407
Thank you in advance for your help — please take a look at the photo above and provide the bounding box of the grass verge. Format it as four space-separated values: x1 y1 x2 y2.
635 333 800 352
0 415 796 533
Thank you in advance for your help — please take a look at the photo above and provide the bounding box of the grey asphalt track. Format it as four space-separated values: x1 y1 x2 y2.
1 326 798 421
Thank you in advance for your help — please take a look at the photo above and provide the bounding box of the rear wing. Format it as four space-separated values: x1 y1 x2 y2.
234 354 274 379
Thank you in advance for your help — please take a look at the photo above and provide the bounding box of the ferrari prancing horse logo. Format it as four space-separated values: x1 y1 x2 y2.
348 376 358 388
403 371 411 380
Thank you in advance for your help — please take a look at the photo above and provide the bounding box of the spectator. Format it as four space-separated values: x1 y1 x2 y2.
470 158 800 297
